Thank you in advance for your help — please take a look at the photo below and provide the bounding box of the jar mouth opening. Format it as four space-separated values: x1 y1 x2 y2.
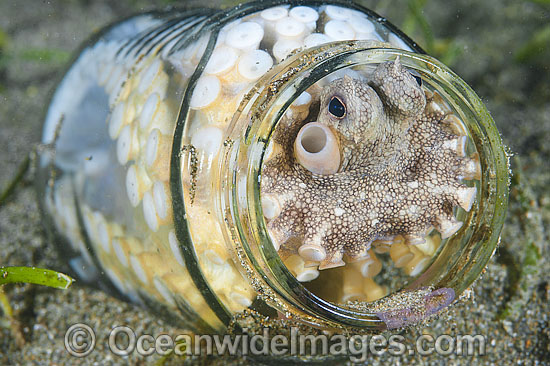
221 43 509 330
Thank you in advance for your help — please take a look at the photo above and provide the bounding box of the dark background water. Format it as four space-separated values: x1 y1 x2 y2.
0 0 548 364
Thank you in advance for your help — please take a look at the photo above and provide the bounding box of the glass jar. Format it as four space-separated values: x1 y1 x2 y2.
37 0 508 335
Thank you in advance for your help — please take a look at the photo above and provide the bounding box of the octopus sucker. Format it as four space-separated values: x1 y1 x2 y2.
434 214 464 239
459 154 482 181
455 186 477 212
261 58 478 271
353 250 382 278
389 240 415 268
403 233 427 246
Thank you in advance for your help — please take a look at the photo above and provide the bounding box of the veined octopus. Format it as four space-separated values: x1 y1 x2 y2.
260 58 480 270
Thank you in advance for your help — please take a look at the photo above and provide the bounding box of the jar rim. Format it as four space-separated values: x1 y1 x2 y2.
220 43 508 331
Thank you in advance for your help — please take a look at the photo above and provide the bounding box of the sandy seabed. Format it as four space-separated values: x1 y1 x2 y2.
0 0 548 364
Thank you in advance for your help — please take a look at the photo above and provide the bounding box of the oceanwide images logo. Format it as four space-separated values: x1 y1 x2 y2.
64 323 487 361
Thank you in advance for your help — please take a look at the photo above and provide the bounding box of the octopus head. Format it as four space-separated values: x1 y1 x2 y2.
317 74 385 147
303 59 428 173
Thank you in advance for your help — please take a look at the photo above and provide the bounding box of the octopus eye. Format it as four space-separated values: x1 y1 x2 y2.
328 96 346 118
409 71 422 87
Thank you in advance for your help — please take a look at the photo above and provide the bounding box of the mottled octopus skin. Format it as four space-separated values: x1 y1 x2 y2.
261 59 478 270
